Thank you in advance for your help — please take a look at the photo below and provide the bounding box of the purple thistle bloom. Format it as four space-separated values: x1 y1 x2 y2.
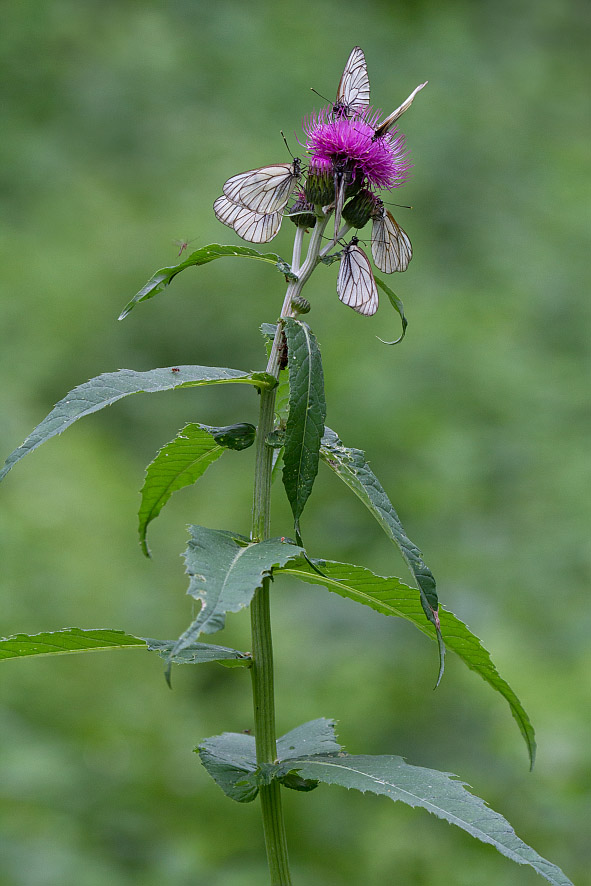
304 108 410 192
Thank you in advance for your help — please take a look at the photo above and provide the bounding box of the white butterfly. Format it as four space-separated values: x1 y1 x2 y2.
373 81 428 139
337 237 379 316
333 47 371 118
222 160 302 214
213 195 283 243
371 204 412 273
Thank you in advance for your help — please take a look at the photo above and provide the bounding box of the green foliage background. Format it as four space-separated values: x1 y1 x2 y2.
1 0 588 883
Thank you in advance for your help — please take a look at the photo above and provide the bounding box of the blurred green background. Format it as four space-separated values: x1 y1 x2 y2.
1 0 589 883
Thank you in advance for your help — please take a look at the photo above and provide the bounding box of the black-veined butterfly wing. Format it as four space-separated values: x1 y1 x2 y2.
222 161 301 214
371 208 412 273
213 195 283 243
373 81 428 138
334 47 370 118
337 239 379 316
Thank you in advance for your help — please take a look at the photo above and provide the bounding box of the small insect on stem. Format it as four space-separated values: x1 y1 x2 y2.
278 333 288 371
171 367 180 373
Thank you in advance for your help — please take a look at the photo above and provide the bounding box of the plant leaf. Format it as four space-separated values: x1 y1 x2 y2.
320 426 446 682
276 717 342 759
282 319 326 543
374 274 408 344
119 244 296 319
196 719 340 802
271 753 572 886
0 629 146 661
138 422 255 557
198 731 259 802
170 528 302 659
277 558 536 768
143 638 251 668
0 367 272 483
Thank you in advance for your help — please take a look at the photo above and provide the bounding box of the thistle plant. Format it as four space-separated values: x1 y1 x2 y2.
0 48 574 886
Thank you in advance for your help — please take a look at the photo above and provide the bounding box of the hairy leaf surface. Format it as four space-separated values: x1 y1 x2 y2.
277 558 536 767
171 528 302 659
119 244 297 319
282 319 326 542
0 367 272 482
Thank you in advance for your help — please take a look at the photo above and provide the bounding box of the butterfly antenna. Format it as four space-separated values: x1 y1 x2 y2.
280 131 295 159
382 200 413 210
310 87 331 103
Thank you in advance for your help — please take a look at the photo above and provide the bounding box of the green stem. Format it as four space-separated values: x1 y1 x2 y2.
249 209 335 885
250 379 292 885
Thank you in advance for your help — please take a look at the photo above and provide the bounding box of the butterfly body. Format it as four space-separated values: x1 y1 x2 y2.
373 82 428 140
337 236 379 316
332 46 370 119
371 204 412 273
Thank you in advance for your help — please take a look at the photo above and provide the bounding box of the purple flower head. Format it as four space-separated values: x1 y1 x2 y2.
304 108 410 192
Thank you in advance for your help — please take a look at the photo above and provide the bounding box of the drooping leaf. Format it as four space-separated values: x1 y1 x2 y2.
320 428 440 631
320 427 445 682
277 558 536 768
0 367 273 483
138 422 255 557
374 274 408 344
170 528 302 659
270 754 572 886
198 731 259 803
119 244 296 319
143 638 251 668
282 319 326 543
0 629 146 661
197 719 339 802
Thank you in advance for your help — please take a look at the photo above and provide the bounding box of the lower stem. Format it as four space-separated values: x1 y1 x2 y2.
250 381 292 885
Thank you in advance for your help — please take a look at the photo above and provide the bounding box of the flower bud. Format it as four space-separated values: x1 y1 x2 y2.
291 295 311 314
288 194 317 229
342 188 380 228
304 159 334 205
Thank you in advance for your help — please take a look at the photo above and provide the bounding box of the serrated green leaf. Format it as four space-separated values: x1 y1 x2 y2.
270 754 571 886
282 319 326 541
0 367 271 483
277 558 536 768
320 427 441 670
374 275 408 344
196 719 338 802
143 638 251 667
119 244 295 319
0 629 146 661
139 424 224 557
170 528 303 659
